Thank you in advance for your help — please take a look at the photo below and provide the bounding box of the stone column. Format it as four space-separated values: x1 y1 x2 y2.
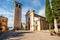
30 10 34 31
37 20 40 31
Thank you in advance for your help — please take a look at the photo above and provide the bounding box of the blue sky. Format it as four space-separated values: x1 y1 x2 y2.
0 0 47 29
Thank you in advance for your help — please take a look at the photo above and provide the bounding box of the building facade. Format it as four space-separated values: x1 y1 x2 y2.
0 16 8 32
26 10 49 31
14 1 22 30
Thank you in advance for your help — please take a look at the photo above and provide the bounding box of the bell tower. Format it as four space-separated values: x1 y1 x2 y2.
14 1 22 30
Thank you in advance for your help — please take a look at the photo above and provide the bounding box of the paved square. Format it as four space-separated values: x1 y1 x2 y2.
1 30 59 40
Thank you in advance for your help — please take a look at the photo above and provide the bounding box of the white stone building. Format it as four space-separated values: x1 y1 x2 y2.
26 10 49 31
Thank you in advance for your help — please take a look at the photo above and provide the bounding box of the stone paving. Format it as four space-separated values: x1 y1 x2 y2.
0 30 60 40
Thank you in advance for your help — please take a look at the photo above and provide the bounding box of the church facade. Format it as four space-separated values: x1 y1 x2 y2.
26 10 49 31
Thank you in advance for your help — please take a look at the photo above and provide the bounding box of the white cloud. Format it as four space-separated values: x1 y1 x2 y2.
0 8 14 28
38 7 45 17
32 0 41 7
22 7 29 23
0 8 13 16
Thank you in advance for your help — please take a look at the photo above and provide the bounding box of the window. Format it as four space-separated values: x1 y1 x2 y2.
0 27 2 30
16 4 18 7
19 5 21 8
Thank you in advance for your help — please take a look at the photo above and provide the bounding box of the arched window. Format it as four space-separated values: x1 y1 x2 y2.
15 4 18 7
19 5 21 8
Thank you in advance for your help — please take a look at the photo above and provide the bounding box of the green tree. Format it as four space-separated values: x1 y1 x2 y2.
52 0 60 19
52 0 60 32
45 0 51 22
45 0 53 29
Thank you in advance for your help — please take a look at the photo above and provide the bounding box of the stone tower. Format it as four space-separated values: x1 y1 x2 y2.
14 1 22 30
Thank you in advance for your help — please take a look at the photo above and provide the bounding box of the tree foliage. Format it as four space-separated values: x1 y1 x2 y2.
45 0 53 25
45 0 60 25
52 0 60 23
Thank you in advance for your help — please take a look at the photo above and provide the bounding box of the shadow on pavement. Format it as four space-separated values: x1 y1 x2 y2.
0 31 32 40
